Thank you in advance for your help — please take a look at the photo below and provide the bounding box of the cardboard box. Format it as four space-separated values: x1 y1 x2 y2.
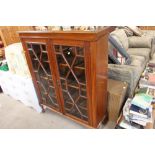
108 79 128 122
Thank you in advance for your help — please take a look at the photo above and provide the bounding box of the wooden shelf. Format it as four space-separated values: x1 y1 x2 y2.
74 65 85 70
65 101 87 111
40 76 48 80
59 63 85 70
42 60 49 63
61 82 86 91
42 51 47 53
59 63 68 67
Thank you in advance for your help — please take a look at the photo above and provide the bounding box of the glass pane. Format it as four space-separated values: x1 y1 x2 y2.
27 43 31 49
56 54 69 78
42 52 48 62
62 46 76 66
60 79 67 90
42 61 51 75
80 85 87 97
76 47 84 56
32 44 41 58
54 44 88 122
54 45 61 53
73 57 85 84
26 43 59 110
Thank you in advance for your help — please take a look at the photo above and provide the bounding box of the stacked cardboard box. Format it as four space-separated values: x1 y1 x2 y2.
108 79 128 123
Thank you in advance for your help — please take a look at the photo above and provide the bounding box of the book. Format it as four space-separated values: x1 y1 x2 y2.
138 87 148 94
148 62 155 68
139 78 155 89
129 113 151 122
130 110 153 126
123 98 132 121
118 118 142 129
130 119 147 126
148 74 155 84
131 94 152 109
137 87 155 104
145 66 155 74
129 104 149 118
146 87 155 97
115 125 125 129
141 65 155 79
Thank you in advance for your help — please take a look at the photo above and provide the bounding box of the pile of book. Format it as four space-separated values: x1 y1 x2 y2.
116 63 155 129
139 63 155 88
116 87 155 129
123 94 153 126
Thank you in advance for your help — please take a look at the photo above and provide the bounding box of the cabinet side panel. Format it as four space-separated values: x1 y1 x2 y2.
96 34 108 126
90 41 97 127
84 42 93 126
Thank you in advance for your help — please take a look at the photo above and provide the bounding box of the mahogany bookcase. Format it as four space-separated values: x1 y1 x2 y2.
19 27 112 128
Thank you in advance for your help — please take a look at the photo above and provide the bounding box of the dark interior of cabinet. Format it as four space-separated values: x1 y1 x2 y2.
27 43 60 110
26 42 88 122
54 45 88 121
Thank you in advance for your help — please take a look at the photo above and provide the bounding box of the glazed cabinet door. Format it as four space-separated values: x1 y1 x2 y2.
22 39 61 112
51 41 91 124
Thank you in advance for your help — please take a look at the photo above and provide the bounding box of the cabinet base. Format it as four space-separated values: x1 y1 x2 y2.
41 104 106 129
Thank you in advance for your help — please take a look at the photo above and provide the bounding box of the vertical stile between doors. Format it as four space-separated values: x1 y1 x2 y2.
47 39 65 114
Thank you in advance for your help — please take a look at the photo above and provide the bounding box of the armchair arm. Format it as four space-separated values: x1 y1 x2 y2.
128 36 152 48
108 64 139 97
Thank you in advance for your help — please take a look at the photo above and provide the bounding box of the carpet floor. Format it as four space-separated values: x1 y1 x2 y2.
0 93 116 129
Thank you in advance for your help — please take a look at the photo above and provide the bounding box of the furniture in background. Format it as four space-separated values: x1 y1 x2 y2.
0 26 34 59
108 28 155 97
0 26 34 47
108 79 128 123
19 27 111 128
116 108 155 129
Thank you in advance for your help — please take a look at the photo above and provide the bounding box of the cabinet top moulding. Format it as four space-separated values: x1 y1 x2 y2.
18 26 115 41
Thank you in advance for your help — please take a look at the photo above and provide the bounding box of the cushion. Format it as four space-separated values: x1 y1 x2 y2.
127 48 151 62
142 30 155 37
130 55 146 67
127 26 143 36
117 26 134 37
108 64 141 97
110 29 129 51
124 27 134 36
109 35 131 65
128 36 152 48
